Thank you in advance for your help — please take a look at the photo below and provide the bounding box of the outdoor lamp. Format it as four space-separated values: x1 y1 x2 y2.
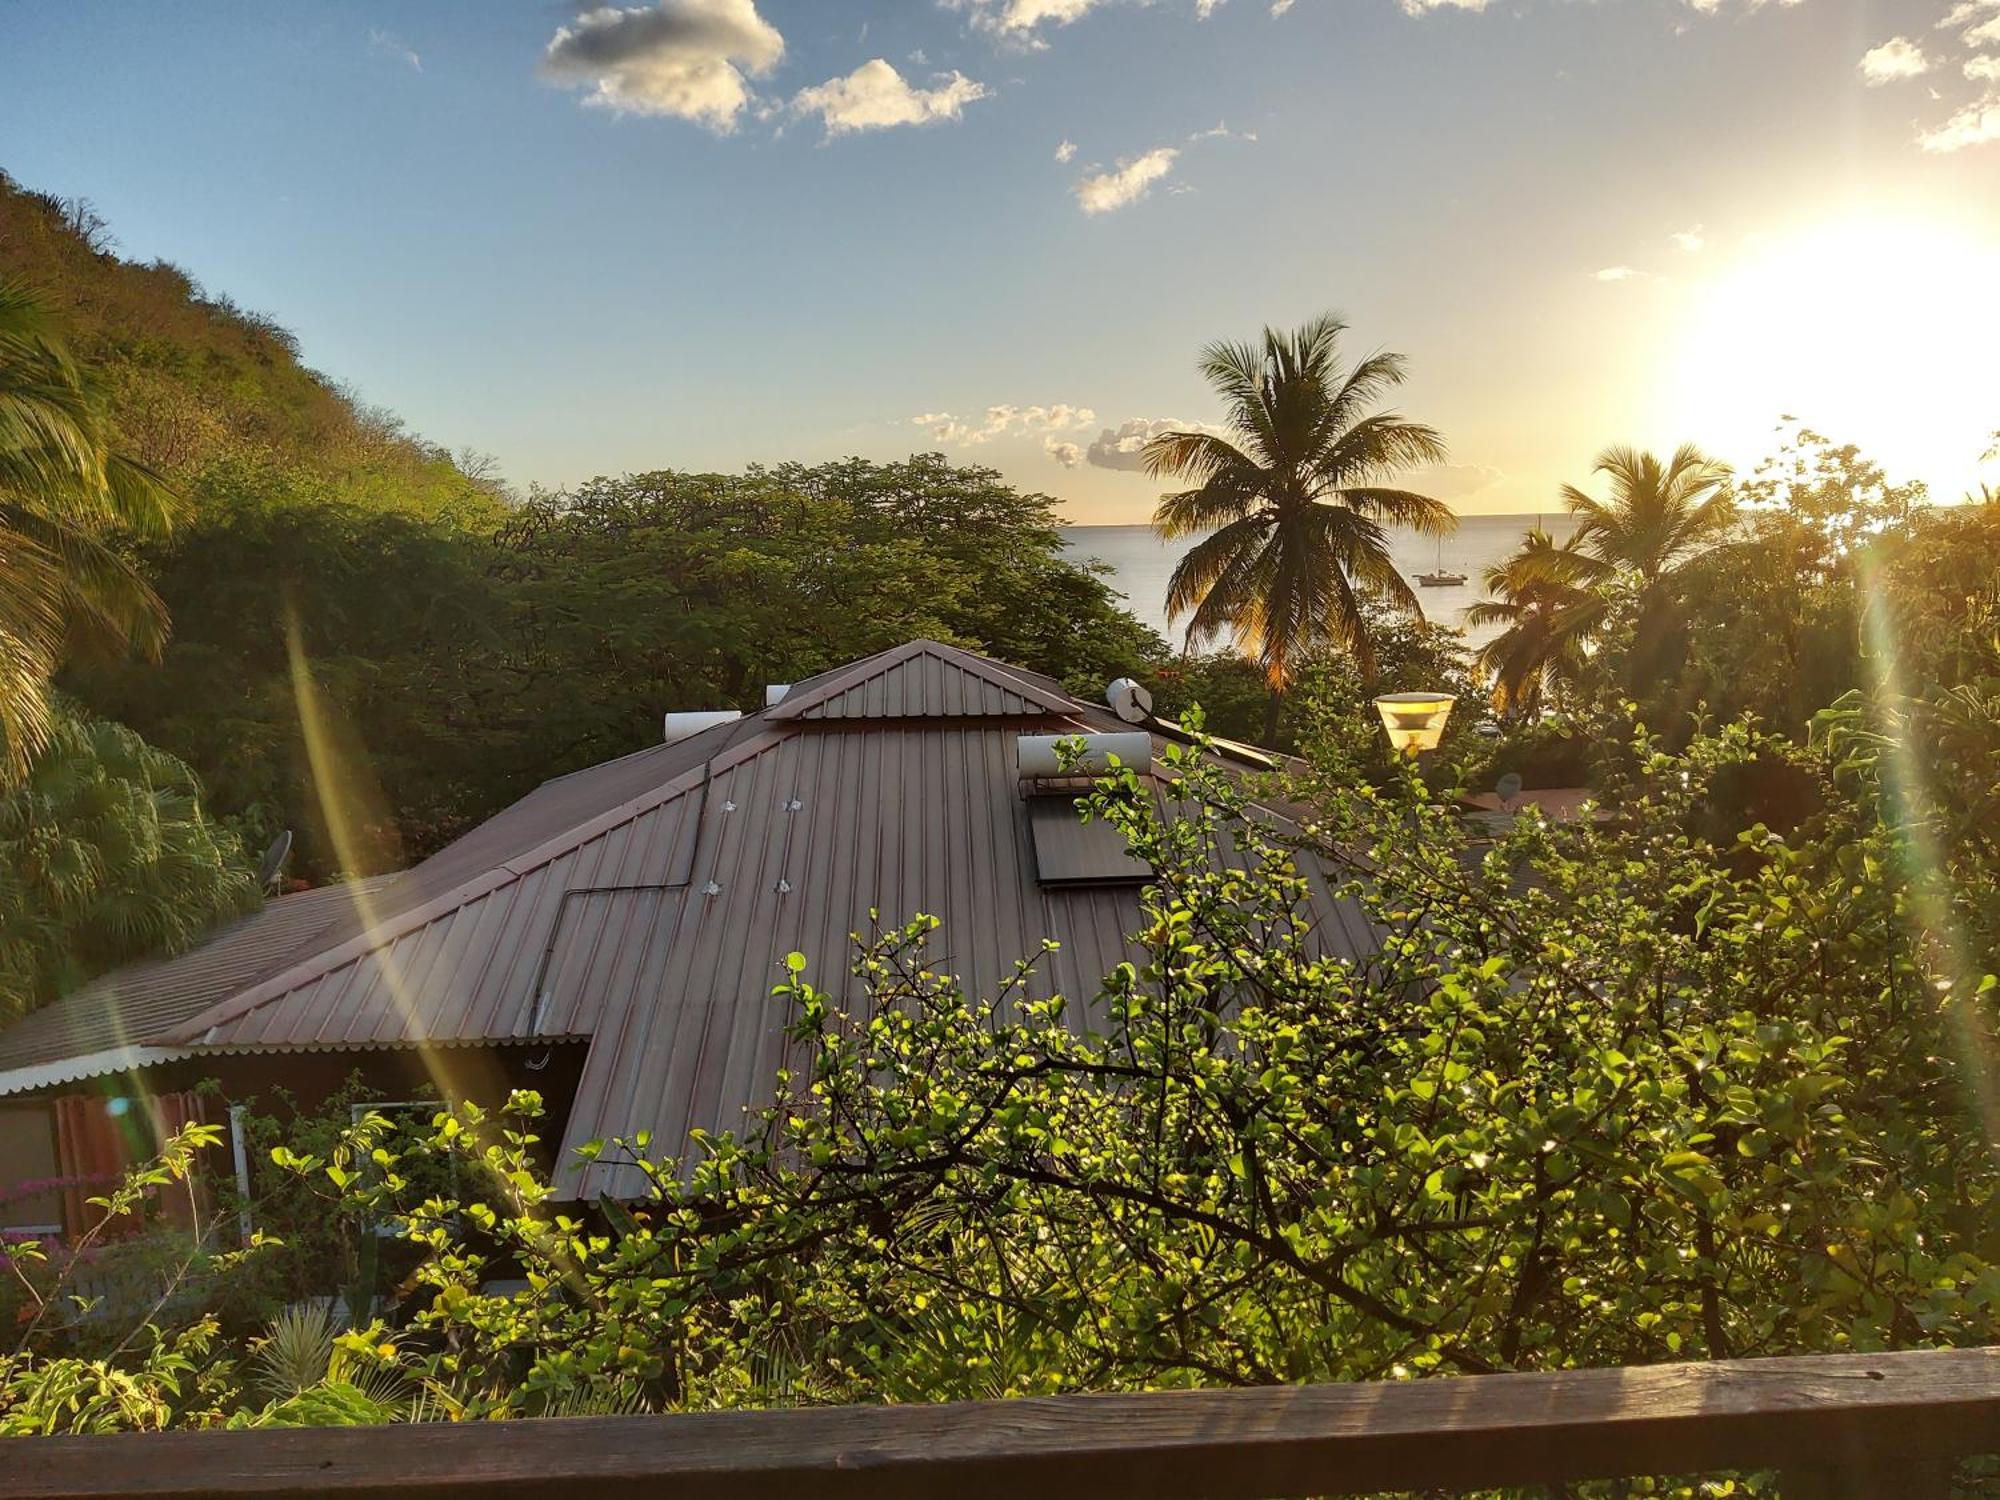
1373 692 1456 755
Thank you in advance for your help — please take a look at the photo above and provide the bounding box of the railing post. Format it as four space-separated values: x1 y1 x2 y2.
1783 1458 1954 1499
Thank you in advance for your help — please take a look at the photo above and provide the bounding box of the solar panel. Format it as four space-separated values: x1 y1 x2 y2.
1027 794 1152 886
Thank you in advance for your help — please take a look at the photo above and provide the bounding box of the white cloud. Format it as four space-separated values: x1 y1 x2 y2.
1860 36 1931 84
1398 0 1490 14
1970 13 2000 45
912 404 1098 445
1270 0 1296 12
1919 91 2000 149
1190 120 1259 142
1967 54 2000 80
1671 225 1705 253
1055 137 1078 162
1939 0 2000 30
792 60 989 136
946 0 1108 44
1074 146 1179 213
1195 0 1227 15
1084 417 1229 471
1045 437 1084 467
1593 265 1646 282
369 28 422 72
540 0 785 132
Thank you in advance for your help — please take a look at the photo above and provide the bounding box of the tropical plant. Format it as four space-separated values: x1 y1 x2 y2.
0 700 259 1018
1145 314 1453 737
0 277 174 780
1563 443 1735 586
1464 527 1606 715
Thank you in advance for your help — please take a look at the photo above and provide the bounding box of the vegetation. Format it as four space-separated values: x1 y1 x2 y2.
1145 314 1453 737
2 171 1998 1473
6 701 1994 1440
0 277 173 780
0 701 257 1018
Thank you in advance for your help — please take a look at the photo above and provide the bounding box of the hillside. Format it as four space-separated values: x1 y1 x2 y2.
0 170 501 522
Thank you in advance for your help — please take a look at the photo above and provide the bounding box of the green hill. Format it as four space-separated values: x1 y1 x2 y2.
0 170 501 522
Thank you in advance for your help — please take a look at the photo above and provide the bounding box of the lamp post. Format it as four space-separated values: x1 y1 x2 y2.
1373 692 1456 756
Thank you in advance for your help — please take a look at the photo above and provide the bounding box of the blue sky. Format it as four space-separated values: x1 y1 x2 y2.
4 0 1998 520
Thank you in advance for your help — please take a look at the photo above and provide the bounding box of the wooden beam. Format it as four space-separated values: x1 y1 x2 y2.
12 1348 1999 1500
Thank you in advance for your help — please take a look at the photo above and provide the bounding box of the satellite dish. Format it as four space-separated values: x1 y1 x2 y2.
1105 676 1154 725
1495 772 1524 810
256 830 293 892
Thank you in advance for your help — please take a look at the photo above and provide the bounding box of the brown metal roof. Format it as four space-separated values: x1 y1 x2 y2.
0 878 397 1090
6 640 1375 1191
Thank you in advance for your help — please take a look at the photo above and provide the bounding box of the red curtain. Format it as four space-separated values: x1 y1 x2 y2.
52 1091 214 1241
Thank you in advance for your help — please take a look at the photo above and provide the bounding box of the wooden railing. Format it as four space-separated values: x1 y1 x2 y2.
12 1348 1998 1499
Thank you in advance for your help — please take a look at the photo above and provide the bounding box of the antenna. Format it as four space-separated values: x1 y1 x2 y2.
256 829 293 892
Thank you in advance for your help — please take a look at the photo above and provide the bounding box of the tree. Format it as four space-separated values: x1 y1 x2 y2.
1144 315 1453 739
1559 444 1733 687
0 278 173 780
0 701 258 1018
1463 527 1606 716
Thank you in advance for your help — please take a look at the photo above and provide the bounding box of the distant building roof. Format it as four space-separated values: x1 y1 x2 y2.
0 639 1374 1196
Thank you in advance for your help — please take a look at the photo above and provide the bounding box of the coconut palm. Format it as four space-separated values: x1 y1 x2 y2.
1562 443 1734 590
0 277 173 780
1145 314 1453 736
1463 528 1607 715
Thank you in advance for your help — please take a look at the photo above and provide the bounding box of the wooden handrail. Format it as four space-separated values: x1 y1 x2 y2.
11 1348 1998 1499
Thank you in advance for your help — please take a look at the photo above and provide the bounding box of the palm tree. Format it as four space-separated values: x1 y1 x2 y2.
1562 443 1734 591
0 277 173 780
1463 528 1606 716
1144 314 1453 737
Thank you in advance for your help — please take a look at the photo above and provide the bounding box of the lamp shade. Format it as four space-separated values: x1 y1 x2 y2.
1373 692 1456 753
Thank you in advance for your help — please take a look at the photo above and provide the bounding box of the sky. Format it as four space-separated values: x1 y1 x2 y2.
3 0 1998 522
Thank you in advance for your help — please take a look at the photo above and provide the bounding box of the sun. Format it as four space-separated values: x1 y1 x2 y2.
1662 215 2000 497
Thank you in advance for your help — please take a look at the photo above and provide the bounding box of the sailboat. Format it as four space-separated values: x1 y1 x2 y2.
1415 537 1467 587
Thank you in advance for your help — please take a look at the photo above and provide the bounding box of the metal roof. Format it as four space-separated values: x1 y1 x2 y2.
0 878 397 1093
0 640 1375 1193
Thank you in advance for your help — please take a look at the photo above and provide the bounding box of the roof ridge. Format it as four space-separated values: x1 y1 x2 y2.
767 638 1078 721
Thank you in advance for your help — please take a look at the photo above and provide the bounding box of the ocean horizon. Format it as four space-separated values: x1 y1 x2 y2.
1062 513 1575 647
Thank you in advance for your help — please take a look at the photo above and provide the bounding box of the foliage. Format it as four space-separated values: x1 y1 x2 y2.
0 700 258 1018
1145 313 1453 717
243 712 1996 1419
0 276 174 780
72 458 1166 880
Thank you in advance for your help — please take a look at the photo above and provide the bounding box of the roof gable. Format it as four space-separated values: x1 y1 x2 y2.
768 639 1077 722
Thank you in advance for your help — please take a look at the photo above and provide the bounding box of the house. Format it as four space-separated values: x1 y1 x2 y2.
0 639 1371 1231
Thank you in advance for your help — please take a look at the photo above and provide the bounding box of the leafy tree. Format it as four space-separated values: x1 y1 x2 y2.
0 701 258 1018
0 278 174 780
1145 315 1453 738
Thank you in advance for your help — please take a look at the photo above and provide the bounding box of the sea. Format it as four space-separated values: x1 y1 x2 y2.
1061 513 1575 649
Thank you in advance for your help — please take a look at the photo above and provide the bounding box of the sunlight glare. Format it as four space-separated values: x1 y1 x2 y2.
1665 216 2000 496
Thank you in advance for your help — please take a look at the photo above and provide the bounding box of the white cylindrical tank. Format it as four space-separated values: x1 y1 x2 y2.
1016 731 1154 777
663 710 743 744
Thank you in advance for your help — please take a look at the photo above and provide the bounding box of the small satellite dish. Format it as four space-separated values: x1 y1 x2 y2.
256 830 293 891
1495 772 1524 810
1105 676 1154 725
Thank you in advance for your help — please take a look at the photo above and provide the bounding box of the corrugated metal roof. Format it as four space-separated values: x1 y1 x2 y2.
0 878 396 1094
2 640 1376 1193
